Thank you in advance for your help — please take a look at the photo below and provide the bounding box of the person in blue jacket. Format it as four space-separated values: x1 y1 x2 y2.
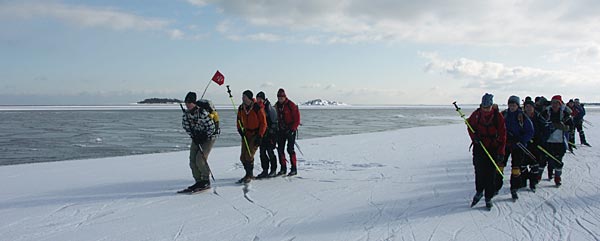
497 95 534 201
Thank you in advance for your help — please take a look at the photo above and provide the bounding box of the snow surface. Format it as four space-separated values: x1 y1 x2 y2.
1 114 599 241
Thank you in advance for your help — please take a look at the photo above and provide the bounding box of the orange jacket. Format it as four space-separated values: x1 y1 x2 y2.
237 102 267 138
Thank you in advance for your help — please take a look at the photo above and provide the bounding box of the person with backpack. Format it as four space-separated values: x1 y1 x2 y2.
573 98 591 147
256 91 279 178
540 95 573 187
236 90 267 184
498 96 534 200
275 88 301 176
467 93 506 210
178 92 218 193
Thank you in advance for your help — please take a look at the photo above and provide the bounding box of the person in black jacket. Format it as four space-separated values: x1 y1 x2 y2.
256 91 279 178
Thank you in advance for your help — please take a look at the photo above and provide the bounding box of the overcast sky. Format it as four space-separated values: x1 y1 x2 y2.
1 0 600 105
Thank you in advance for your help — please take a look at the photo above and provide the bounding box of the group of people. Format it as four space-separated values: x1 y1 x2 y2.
178 88 301 193
467 93 591 210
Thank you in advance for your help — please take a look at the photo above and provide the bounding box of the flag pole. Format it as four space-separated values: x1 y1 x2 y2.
200 79 212 100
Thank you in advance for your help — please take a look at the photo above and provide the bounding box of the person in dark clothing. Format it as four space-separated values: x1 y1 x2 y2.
498 96 534 200
467 93 507 209
275 88 301 176
256 91 279 178
573 98 591 147
523 99 544 191
540 95 573 187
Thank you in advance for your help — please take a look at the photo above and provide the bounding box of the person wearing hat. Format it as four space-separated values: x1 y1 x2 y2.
498 95 534 200
573 98 591 147
540 95 574 187
522 98 544 190
255 91 279 178
179 91 218 193
467 93 506 209
275 88 301 176
236 90 267 184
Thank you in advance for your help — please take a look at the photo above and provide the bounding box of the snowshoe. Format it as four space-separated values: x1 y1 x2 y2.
555 176 562 187
511 190 518 201
583 142 592 147
471 192 483 207
288 170 298 176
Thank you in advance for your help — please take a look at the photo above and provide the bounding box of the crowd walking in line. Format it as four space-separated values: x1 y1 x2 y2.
461 93 592 210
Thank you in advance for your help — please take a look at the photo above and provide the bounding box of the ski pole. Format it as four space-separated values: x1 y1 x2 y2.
453 102 504 178
531 141 563 165
515 142 537 162
226 85 252 155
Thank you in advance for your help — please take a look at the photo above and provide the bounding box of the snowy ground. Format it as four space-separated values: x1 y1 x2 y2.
1 114 599 241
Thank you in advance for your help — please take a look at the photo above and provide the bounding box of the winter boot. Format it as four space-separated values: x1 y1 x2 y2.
177 182 201 194
256 171 269 179
485 198 493 210
288 166 298 176
511 189 518 201
555 176 562 187
237 162 254 184
268 168 278 177
191 180 210 192
471 192 483 207
277 165 287 176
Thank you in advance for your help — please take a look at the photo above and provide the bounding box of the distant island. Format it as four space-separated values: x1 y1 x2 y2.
301 99 348 106
137 98 182 104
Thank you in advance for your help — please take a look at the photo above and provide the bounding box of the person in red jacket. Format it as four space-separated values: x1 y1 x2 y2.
236 90 267 184
467 93 507 210
275 88 301 176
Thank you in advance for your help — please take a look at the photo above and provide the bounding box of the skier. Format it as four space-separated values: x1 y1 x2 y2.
275 88 301 176
467 93 506 210
540 95 573 187
236 90 267 184
522 99 544 191
256 91 279 178
498 96 534 200
573 98 591 147
179 92 218 193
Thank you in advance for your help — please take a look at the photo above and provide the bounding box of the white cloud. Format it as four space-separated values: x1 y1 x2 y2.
169 29 185 39
260 82 274 87
420 52 596 92
0 2 169 31
247 32 282 42
191 0 600 46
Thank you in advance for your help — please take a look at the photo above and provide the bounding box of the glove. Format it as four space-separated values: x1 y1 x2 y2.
288 129 297 138
472 136 481 145
254 136 263 146
238 129 245 137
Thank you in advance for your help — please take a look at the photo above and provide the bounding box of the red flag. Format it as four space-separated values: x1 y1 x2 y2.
211 70 224 86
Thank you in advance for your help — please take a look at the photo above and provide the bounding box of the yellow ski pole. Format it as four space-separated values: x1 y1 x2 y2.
453 102 504 178
226 85 252 154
